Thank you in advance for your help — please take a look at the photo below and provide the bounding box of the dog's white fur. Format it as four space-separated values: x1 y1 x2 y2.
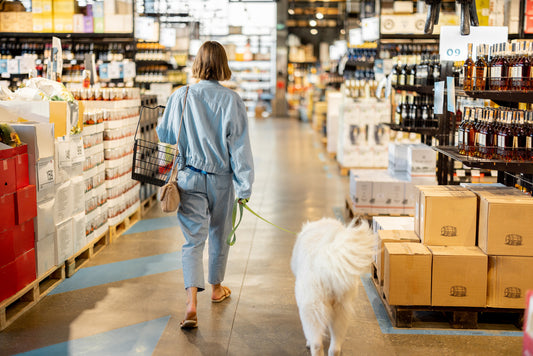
291 218 375 356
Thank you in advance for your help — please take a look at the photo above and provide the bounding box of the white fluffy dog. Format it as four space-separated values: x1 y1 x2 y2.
291 218 375 356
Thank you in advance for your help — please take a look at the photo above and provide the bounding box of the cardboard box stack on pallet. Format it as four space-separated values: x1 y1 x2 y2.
377 183 533 310
0 143 37 302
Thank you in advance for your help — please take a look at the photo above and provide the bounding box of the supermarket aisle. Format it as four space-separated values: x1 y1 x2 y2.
0 118 523 356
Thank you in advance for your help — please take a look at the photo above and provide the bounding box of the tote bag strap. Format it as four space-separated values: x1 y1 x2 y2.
168 85 189 182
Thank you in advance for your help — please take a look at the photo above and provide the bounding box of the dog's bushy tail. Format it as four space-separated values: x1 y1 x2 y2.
316 218 375 299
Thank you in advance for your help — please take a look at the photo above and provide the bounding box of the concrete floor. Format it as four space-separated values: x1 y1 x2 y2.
0 118 524 355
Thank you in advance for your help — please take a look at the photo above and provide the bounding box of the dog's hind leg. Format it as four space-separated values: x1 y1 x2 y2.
327 303 350 356
298 306 325 356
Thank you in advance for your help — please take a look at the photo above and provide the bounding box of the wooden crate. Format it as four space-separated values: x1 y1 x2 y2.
0 264 65 331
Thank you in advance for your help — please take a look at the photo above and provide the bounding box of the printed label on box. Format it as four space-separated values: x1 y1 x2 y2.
37 158 55 191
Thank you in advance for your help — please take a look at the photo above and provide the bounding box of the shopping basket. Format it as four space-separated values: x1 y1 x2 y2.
131 105 178 187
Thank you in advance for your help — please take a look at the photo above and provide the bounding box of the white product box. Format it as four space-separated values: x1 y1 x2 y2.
56 219 74 263
28 156 56 203
35 198 55 241
54 180 73 224
70 134 84 176
10 123 55 161
55 137 72 185
71 176 85 215
407 144 437 176
72 212 86 253
36 232 57 278
373 216 415 233
388 143 410 173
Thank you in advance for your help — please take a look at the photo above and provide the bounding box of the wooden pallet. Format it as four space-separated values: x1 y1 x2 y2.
370 266 524 329
327 152 336 160
141 193 157 217
0 264 65 331
66 230 109 278
109 206 141 242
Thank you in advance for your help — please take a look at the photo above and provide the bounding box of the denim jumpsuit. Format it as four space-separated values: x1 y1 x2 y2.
156 80 254 291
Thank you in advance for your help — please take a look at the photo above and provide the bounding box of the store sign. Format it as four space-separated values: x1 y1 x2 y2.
361 17 379 42
439 26 508 61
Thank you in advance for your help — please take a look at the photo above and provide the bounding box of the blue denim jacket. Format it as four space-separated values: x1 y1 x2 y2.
156 80 254 199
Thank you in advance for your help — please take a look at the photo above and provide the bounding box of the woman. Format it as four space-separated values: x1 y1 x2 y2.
156 41 254 329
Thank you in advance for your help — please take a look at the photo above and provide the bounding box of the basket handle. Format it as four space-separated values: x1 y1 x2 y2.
168 85 189 182
135 105 166 140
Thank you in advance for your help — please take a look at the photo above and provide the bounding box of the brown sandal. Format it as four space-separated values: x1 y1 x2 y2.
211 286 231 303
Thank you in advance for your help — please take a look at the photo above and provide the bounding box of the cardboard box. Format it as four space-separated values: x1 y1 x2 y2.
384 242 432 305
407 144 436 176
418 187 477 246
0 157 17 196
29 156 55 203
380 14 426 34
10 123 55 162
32 0 43 32
14 248 36 293
72 212 86 253
487 256 533 308
104 14 133 33
42 0 53 32
36 232 56 278
0 261 16 302
0 193 16 231
14 153 29 190
15 185 37 225
56 219 73 263
372 216 414 233
376 230 420 284
429 246 487 307
54 180 73 225
35 198 55 241
478 194 533 256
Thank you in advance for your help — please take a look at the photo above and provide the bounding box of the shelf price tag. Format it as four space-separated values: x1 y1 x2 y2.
439 26 508 61
434 81 445 115
447 77 456 112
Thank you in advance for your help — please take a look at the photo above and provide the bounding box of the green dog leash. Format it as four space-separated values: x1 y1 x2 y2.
227 198 297 246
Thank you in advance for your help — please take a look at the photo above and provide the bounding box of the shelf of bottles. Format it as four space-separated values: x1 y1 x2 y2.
461 40 533 104
134 42 187 87
439 105 533 174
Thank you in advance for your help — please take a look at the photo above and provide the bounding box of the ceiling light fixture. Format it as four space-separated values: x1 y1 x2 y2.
316 12 324 19
309 19 317 27
288 8 295 15
310 29 318 35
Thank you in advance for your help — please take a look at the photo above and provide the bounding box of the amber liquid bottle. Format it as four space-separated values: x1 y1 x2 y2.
463 43 475 90
502 111 515 161
474 44 488 91
526 111 533 161
484 109 497 159
515 111 527 161
477 109 487 157
465 108 478 157
519 41 531 92
496 110 506 159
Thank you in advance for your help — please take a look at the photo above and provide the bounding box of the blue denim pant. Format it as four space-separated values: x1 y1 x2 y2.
177 167 234 292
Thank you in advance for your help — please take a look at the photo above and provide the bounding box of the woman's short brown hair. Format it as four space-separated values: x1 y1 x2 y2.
191 41 232 81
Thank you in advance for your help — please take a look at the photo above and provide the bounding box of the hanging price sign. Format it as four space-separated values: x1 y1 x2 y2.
439 26 508 61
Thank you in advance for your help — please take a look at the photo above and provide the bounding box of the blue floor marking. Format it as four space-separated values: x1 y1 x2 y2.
361 274 523 337
50 252 181 295
123 216 179 235
17 315 170 356
333 207 345 223
318 153 326 162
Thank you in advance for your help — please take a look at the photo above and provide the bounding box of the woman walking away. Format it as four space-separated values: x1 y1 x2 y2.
156 41 254 329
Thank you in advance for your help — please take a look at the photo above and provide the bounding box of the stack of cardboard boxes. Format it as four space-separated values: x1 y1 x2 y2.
379 184 533 309
0 144 37 302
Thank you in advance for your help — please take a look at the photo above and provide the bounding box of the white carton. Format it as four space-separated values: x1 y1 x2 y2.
56 219 74 263
35 198 55 241
54 180 73 224
36 232 57 278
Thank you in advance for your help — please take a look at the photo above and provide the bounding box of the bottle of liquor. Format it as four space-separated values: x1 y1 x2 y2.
415 96 423 127
421 96 430 128
489 44 500 90
408 95 416 126
466 107 479 156
457 107 468 154
398 57 407 86
501 111 515 161
391 57 400 86
401 92 409 127
432 55 441 84
514 111 527 161
407 58 416 86
474 44 488 91
518 41 530 92
394 92 403 125
483 109 497 159
509 42 520 90
463 43 475 90
526 111 533 160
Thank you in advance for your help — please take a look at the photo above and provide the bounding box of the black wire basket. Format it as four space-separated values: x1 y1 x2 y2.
131 105 177 187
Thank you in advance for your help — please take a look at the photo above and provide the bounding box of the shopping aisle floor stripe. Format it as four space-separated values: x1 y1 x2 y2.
361 274 523 337
50 252 181 295
123 216 179 235
16 315 170 356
